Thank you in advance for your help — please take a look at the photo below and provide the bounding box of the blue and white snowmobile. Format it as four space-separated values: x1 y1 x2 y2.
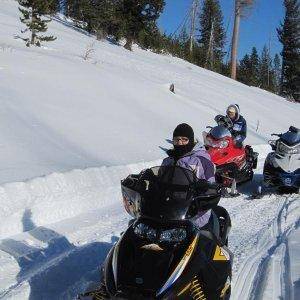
262 126 300 194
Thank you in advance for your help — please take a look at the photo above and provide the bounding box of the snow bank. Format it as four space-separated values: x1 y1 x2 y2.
0 160 160 239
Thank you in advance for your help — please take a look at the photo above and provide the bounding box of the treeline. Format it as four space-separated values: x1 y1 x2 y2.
238 47 281 94
17 0 300 101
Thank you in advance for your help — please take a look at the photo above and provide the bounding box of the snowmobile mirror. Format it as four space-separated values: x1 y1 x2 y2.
268 140 277 150
206 126 213 129
289 126 300 133
271 133 281 137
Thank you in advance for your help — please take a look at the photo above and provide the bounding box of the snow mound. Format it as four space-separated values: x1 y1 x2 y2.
0 160 160 239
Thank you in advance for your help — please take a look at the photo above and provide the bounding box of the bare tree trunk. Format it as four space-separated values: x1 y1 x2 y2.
124 37 133 51
30 10 36 46
190 0 197 55
230 0 241 80
205 20 214 69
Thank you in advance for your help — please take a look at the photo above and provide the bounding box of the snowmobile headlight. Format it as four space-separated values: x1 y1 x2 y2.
277 142 289 154
134 223 157 241
277 142 300 154
286 148 300 154
219 140 229 148
159 228 187 243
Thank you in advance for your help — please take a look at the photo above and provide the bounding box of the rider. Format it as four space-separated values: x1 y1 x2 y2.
216 104 247 147
161 123 215 228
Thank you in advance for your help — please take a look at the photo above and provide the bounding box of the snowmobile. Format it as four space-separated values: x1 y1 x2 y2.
262 126 300 193
203 116 258 195
78 166 233 300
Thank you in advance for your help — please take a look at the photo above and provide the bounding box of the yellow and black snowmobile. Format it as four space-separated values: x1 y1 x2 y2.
79 166 233 300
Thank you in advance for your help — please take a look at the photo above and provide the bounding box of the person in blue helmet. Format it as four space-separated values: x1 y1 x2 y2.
215 104 247 147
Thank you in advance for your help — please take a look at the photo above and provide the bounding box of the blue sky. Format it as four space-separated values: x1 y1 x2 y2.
158 0 285 60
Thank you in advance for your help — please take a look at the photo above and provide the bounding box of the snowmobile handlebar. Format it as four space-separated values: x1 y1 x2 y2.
271 133 282 137
214 115 233 129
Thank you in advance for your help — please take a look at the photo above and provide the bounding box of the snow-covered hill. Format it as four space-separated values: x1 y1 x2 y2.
1 0 299 184
0 1 299 299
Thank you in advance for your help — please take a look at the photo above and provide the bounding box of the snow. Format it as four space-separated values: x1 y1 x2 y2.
0 1 299 299
0 0 299 184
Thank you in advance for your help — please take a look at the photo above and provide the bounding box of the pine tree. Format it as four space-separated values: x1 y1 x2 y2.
249 47 259 86
259 46 271 89
18 0 57 47
259 46 277 92
117 0 165 51
238 54 252 85
178 27 190 59
273 53 282 94
277 0 300 101
198 0 226 71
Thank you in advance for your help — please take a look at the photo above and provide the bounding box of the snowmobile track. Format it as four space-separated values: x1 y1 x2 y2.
235 195 299 300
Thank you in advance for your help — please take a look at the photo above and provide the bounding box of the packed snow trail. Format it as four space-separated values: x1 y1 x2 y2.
0 146 299 299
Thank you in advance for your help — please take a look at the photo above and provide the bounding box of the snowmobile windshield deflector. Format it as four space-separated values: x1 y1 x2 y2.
141 166 198 221
210 125 231 139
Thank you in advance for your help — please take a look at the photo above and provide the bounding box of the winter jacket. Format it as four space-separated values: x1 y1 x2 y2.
225 104 247 144
231 115 247 144
161 142 215 228
161 142 215 183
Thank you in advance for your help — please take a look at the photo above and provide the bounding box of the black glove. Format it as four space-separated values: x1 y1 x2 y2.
214 115 225 124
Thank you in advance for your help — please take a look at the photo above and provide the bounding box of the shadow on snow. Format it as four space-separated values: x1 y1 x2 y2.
0 209 116 299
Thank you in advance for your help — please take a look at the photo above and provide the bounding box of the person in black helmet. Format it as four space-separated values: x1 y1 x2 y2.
161 123 215 228
162 123 215 182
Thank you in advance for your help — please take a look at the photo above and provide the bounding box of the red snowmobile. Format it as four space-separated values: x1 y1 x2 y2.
203 116 258 195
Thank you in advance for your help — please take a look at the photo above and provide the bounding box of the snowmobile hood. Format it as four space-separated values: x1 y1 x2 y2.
281 130 300 147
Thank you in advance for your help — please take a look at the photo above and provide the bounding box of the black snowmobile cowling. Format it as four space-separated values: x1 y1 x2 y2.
79 166 233 300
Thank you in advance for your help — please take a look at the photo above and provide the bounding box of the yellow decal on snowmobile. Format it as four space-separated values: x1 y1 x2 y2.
157 235 199 297
190 276 207 300
213 246 230 261
141 243 163 251
177 282 191 296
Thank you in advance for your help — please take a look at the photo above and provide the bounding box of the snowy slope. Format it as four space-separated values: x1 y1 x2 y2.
0 1 300 300
0 0 299 184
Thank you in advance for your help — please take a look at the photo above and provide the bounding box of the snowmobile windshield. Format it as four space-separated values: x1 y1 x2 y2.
209 125 231 140
280 130 300 147
277 140 300 155
205 136 229 149
140 166 198 221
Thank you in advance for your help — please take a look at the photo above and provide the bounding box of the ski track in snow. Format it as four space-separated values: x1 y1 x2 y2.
0 146 299 300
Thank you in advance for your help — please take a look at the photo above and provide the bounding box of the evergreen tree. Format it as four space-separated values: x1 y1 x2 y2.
178 27 190 59
249 47 260 86
259 46 271 89
137 23 163 52
277 0 300 101
259 46 277 92
117 0 165 51
198 0 226 71
238 54 252 85
66 0 96 33
18 0 57 47
273 53 282 94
